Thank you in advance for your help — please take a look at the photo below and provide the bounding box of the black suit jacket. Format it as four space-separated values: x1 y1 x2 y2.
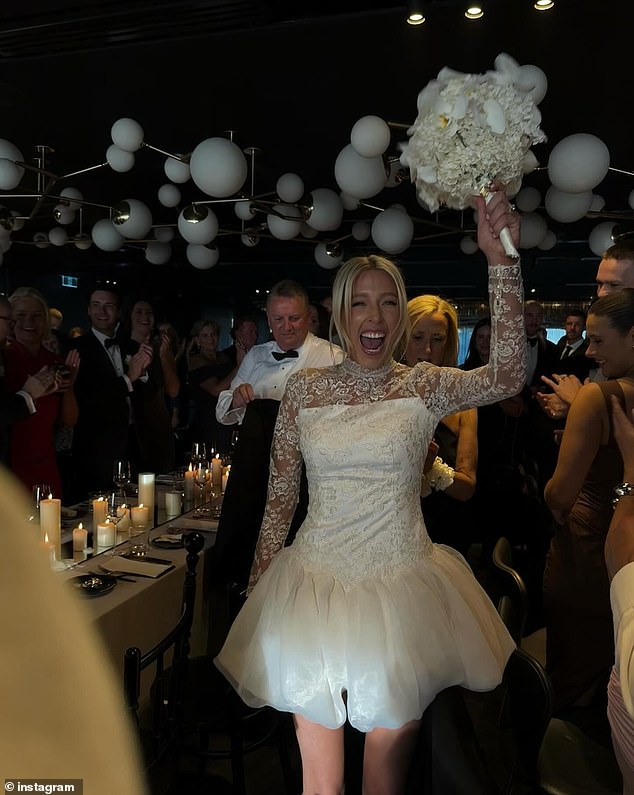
70 331 134 496
0 350 31 465
554 338 595 381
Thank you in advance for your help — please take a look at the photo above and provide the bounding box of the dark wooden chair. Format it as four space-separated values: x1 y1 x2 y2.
493 538 622 794
123 531 205 792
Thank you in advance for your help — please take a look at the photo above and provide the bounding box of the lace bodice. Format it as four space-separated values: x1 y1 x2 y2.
249 263 525 589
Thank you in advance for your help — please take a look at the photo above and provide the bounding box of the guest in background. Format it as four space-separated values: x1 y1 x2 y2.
221 314 259 368
6 287 79 499
308 302 331 340
544 289 634 711
404 294 477 558
188 319 243 456
125 298 179 474
71 286 152 500
68 325 83 339
0 294 58 465
605 397 634 791
48 307 63 331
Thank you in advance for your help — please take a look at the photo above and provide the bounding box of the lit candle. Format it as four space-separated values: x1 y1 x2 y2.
165 491 182 517
40 494 61 560
138 472 155 525
72 522 88 551
184 463 195 503
131 503 149 530
222 465 231 494
92 496 108 534
97 519 115 547
116 504 130 534
211 454 223 491
42 532 55 565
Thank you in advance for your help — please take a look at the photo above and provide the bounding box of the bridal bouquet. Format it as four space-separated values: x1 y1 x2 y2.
399 53 547 215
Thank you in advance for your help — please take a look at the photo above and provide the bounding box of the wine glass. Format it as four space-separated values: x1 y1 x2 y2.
193 463 208 512
191 441 207 468
112 459 131 500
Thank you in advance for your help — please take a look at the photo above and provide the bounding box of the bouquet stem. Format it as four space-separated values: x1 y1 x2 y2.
482 188 519 260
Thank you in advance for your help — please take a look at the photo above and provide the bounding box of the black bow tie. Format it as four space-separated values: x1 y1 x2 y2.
527 337 538 347
272 349 298 361
104 336 119 350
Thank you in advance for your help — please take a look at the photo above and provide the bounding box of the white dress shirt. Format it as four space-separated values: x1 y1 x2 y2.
611 561 634 716
216 332 343 425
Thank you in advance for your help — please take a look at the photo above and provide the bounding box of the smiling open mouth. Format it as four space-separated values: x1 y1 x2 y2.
360 331 385 352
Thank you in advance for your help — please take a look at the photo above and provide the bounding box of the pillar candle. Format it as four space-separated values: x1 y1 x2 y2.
184 464 195 502
138 472 155 523
165 491 182 517
40 495 61 560
131 504 149 529
116 504 130 534
97 519 115 547
92 496 108 534
72 522 88 551
211 454 223 491
222 465 231 494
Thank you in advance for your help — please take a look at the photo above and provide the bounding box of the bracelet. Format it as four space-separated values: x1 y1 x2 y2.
421 456 455 498
613 482 634 509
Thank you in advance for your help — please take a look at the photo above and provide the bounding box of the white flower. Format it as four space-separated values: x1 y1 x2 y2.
399 53 547 212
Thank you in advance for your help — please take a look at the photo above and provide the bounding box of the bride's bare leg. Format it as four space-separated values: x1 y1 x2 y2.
294 713 345 795
362 719 421 795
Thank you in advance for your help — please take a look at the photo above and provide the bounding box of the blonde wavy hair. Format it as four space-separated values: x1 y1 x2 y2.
406 294 459 367
331 255 410 362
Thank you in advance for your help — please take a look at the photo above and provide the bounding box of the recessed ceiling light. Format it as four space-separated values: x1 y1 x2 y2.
407 12 426 25
534 0 554 9
465 5 484 20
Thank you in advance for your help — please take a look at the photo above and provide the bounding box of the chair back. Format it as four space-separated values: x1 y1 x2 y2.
123 531 205 779
491 536 528 645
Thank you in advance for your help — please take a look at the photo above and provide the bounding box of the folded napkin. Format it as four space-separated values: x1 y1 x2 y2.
167 514 219 532
101 555 174 578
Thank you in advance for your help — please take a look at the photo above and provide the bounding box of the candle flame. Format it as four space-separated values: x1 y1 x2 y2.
44 532 49 543
79 522 83 529
188 463 193 472
139 503 144 508
48 493 53 500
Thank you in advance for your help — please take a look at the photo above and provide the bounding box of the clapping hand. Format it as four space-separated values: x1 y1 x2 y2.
540 373 585 405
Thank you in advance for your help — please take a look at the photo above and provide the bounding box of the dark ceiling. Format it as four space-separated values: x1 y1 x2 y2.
0 0 633 315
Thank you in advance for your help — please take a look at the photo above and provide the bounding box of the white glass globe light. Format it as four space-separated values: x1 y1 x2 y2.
106 145 135 173
154 226 175 243
189 138 248 198
519 212 548 248
48 227 68 247
515 186 541 213
340 192 360 211
158 184 181 208
234 200 256 221
0 139 24 189
53 204 76 225
544 186 593 223
187 244 219 269
334 144 387 199
276 173 304 203
110 118 144 152
73 233 92 250
145 241 172 264
460 236 479 255
548 134 610 193
588 222 616 257
352 221 371 241
350 115 391 158
164 156 190 184
33 232 49 249
177 205 219 245
113 199 153 239
314 242 343 269
59 186 83 209
628 189 634 211
267 204 302 240
300 223 319 239
371 208 414 254
241 232 260 247
305 188 343 231
522 150 539 175
91 219 124 251
537 230 557 250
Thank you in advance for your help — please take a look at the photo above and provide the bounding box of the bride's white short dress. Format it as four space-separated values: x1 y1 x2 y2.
215 266 522 732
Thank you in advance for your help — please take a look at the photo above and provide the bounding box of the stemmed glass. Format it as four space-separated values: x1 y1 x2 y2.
193 463 208 512
112 459 131 501
191 441 207 468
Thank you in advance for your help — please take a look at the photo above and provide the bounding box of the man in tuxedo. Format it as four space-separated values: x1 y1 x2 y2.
0 294 57 465
211 280 342 640
555 310 594 381
70 287 152 500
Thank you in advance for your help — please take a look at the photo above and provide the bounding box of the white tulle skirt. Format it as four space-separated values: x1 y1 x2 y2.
214 543 514 732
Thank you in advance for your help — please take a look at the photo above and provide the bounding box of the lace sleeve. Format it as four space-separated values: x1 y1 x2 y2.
413 262 526 416
248 372 304 593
